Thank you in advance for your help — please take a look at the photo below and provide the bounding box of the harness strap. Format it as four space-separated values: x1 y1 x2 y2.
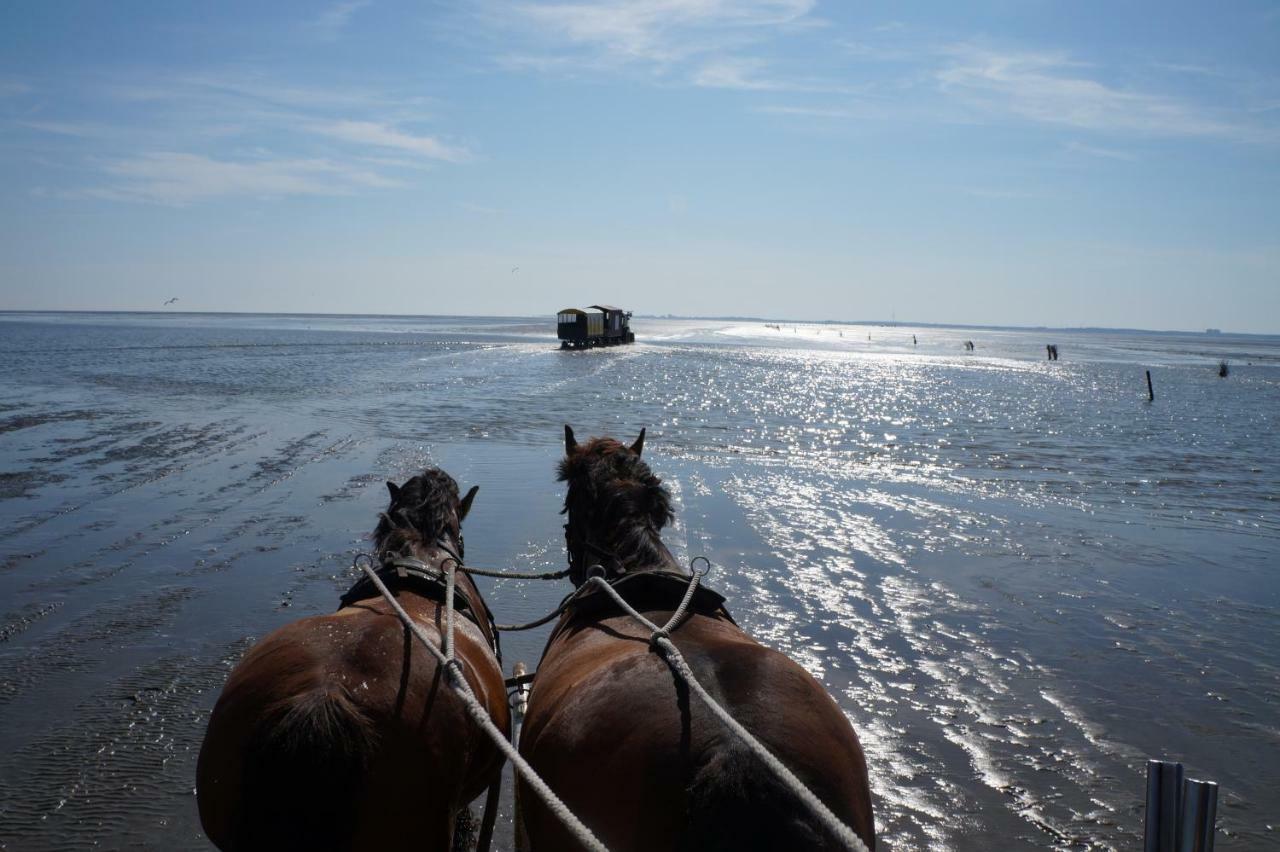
339 553 502 659
352 556 609 852
584 572 872 852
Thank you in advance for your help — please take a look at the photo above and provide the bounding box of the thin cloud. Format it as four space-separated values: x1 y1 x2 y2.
693 56 858 93
693 58 790 91
308 0 372 42
936 47 1249 140
17 69 467 205
87 152 400 205
754 104 855 118
511 0 814 63
459 201 502 216
107 71 431 115
14 119 108 138
311 120 470 161
499 0 820 85
1 79 32 97
961 186 1045 200
1151 62 1223 77
1064 140 1137 161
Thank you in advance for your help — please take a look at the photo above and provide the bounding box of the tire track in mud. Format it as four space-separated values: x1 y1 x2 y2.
0 637 254 852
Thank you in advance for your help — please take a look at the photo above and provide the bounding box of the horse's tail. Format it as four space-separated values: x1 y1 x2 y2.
234 684 378 852
682 739 858 852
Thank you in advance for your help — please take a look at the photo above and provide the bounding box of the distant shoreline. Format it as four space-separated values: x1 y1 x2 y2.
0 309 1272 339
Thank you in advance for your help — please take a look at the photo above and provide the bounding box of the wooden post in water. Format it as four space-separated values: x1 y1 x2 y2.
1146 370 1155 402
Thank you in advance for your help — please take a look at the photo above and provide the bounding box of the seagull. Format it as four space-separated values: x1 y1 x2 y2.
164 297 179 305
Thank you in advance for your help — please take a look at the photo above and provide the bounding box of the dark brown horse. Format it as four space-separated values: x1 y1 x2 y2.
517 427 875 851
197 469 509 852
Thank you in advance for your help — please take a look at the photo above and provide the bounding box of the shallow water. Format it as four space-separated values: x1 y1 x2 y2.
0 312 1276 850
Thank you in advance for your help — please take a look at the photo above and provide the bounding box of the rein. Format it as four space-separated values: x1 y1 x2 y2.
343 543 505 661
578 569 871 852
344 546 870 852
349 553 609 852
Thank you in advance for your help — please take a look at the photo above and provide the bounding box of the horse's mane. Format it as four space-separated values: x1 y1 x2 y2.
374 468 463 557
558 437 674 571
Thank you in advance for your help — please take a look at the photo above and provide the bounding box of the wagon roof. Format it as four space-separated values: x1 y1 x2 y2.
588 304 623 312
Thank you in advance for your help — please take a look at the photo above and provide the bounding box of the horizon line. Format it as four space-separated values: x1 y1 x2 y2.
0 308 1271 339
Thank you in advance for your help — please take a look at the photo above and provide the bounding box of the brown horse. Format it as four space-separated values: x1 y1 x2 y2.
197 469 510 852
517 427 875 851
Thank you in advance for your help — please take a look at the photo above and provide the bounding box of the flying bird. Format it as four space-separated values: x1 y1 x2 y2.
511 266 519 274
164 297 179 305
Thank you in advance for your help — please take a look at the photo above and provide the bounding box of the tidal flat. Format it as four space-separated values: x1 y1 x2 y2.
1 312 1276 850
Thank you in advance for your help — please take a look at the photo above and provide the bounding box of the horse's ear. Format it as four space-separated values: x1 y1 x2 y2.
630 427 646 457
386 481 401 502
459 485 479 521
564 424 578 454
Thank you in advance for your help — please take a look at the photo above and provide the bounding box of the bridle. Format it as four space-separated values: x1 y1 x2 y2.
563 519 626 586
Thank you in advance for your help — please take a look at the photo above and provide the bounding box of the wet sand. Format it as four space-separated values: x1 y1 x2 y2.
1 313 1277 850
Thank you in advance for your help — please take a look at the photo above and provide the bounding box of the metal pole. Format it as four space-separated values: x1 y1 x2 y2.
510 661 532 852
1146 370 1155 402
1179 778 1218 852
1145 760 1184 852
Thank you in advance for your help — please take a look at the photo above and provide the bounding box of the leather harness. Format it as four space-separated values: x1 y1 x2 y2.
340 548 502 661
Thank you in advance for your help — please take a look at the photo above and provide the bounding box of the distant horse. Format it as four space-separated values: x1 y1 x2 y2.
197 469 509 852
517 427 874 851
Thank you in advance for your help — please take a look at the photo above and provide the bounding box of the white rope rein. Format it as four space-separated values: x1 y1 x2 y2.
354 556 609 852
355 553 870 852
583 564 872 852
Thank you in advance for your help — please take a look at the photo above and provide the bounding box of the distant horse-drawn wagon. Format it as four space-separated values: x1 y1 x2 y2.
557 305 634 349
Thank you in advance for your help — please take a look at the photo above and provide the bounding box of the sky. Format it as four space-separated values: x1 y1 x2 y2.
1 1 1278 332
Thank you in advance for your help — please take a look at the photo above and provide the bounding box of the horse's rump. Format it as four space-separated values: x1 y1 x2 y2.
523 618 874 851
234 683 378 851
682 738 821 851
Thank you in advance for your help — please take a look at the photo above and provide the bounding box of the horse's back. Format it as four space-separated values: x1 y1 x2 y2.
198 605 500 851
521 614 874 850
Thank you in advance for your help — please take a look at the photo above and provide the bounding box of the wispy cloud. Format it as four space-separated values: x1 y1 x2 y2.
693 58 791 91
961 186 1046 200
510 0 814 65
84 152 399 205
1064 140 1137 161
105 71 431 115
495 0 822 90
1150 62 1223 78
752 31 1276 145
754 104 855 118
14 69 467 204
459 201 502 216
1 79 32 98
936 47 1248 139
307 0 372 42
14 119 109 138
311 120 470 161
